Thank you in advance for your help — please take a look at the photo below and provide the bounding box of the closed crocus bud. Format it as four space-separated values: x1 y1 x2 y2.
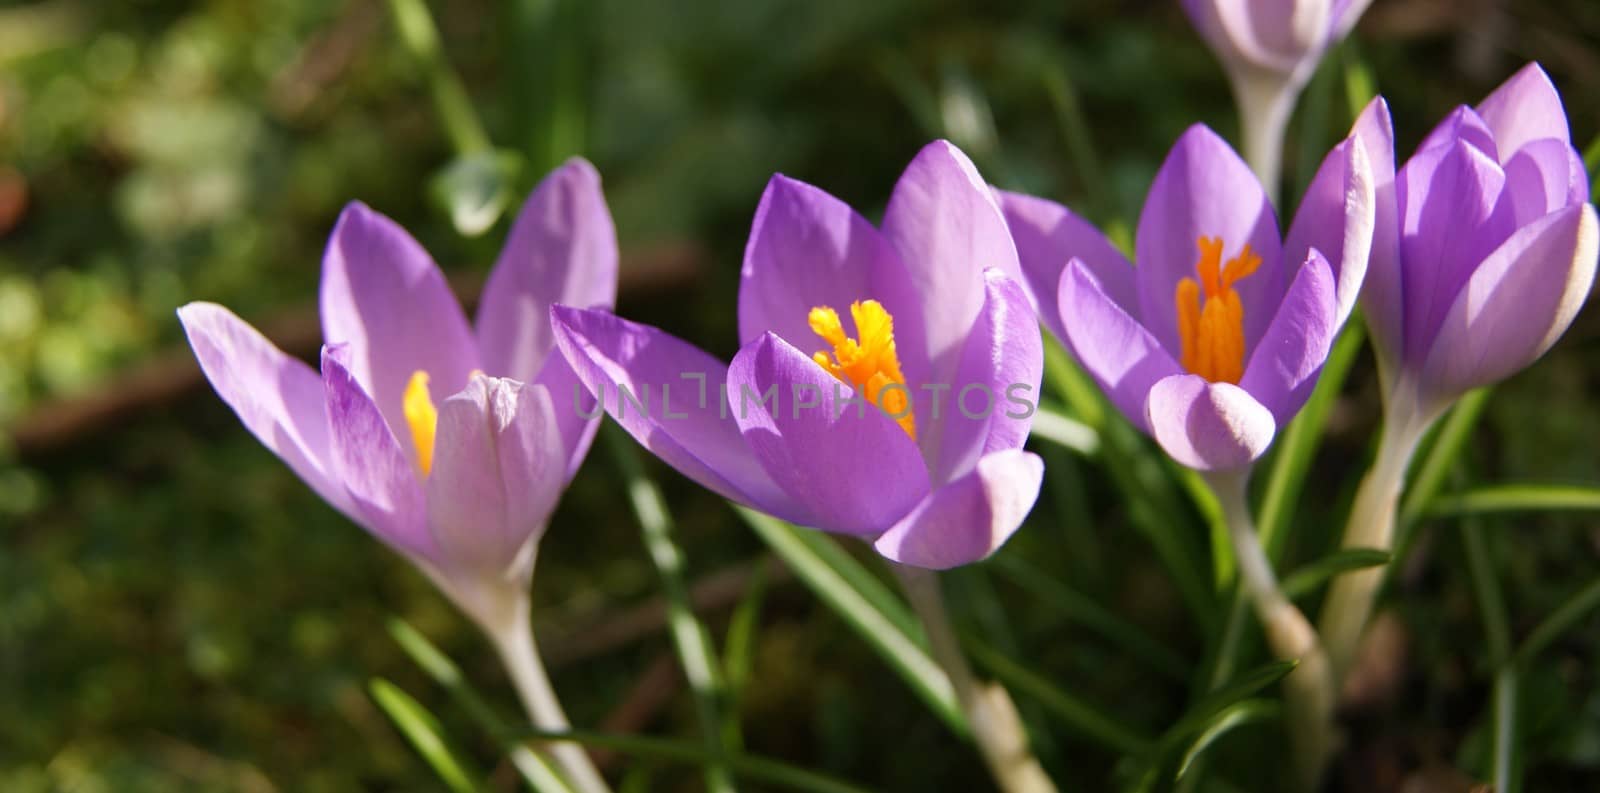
1363 63 1599 424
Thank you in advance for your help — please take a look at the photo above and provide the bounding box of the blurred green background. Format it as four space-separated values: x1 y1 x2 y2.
3 0 1600 791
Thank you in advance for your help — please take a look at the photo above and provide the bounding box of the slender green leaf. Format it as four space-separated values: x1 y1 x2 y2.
1040 57 1111 219
1258 323 1366 558
1399 388 1491 527
787 519 922 640
1031 405 1101 456
1170 660 1297 745
1281 548 1392 600
994 556 1188 681
736 506 966 735
1174 699 1281 781
1513 578 1600 669
512 728 880 793
723 558 771 697
1341 45 1377 121
387 0 492 154
1584 133 1600 203
387 619 575 793
606 426 737 792
1425 484 1600 518
1463 518 1511 667
369 678 482 793
964 636 1154 756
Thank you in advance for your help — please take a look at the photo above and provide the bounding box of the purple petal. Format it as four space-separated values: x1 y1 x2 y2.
1349 98 1405 371
727 332 931 536
1332 0 1373 40
1135 125 1284 358
319 202 481 461
427 376 566 573
476 158 618 382
1497 139 1590 227
880 140 1022 389
1146 374 1276 472
321 345 435 561
995 188 1135 341
1415 106 1498 162
873 449 1043 570
1476 62 1573 156
178 302 351 517
1182 0 1319 72
549 306 812 524
1397 138 1510 363
930 269 1043 486
533 351 603 483
1057 258 1184 434
1239 249 1338 424
1283 128 1376 326
1419 204 1599 401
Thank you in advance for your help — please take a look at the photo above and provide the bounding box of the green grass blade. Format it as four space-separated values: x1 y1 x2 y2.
512 728 880 793
993 556 1188 681
1513 578 1600 669
1031 405 1101 456
605 426 737 792
1257 323 1366 558
368 678 483 793
723 558 771 698
1341 44 1377 121
1174 699 1281 781
1389 388 1492 578
736 506 966 735
1173 660 1297 743
964 636 1154 756
1281 548 1392 600
1424 484 1600 518
387 619 575 793
386 0 492 155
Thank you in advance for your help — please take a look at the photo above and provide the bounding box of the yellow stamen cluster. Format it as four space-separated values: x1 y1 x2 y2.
808 300 917 439
403 370 438 476
1175 236 1261 384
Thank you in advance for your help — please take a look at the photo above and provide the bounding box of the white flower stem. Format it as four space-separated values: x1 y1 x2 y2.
1317 406 1432 683
486 593 613 793
1229 67 1305 207
894 565 1059 793
1204 469 1334 792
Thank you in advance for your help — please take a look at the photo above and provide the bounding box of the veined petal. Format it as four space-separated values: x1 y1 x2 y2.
873 449 1043 570
727 332 931 536
1136 125 1283 357
1419 204 1599 402
1476 62 1573 156
930 269 1043 486
476 158 618 382
1397 138 1510 363
1239 249 1338 424
533 351 603 483
321 345 435 561
427 376 566 574
549 306 811 524
1146 374 1276 472
178 303 351 518
1283 128 1376 326
880 140 1022 389
996 188 1135 341
1058 258 1184 433
319 202 481 460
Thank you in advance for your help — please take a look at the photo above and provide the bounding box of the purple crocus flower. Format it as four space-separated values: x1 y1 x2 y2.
552 141 1043 570
999 118 1379 471
1181 0 1369 80
177 159 617 624
1362 63 1598 419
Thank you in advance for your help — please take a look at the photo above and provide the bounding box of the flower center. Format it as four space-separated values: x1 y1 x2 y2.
1175 236 1261 384
808 300 917 439
403 370 438 476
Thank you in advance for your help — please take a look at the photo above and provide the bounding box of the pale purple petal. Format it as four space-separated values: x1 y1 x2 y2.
1419 204 1599 402
727 333 931 536
1239 250 1338 424
995 188 1135 340
549 306 813 524
873 449 1043 570
476 158 618 382
321 345 435 561
1497 139 1590 227
930 270 1043 486
1058 258 1184 433
178 302 351 517
880 140 1022 390
427 376 566 573
1135 125 1284 357
319 202 481 461
533 351 603 482
1397 139 1509 363
1283 129 1376 326
1415 106 1498 162
1350 97 1405 370
1333 0 1373 40
1475 62 1573 156
1146 374 1276 472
